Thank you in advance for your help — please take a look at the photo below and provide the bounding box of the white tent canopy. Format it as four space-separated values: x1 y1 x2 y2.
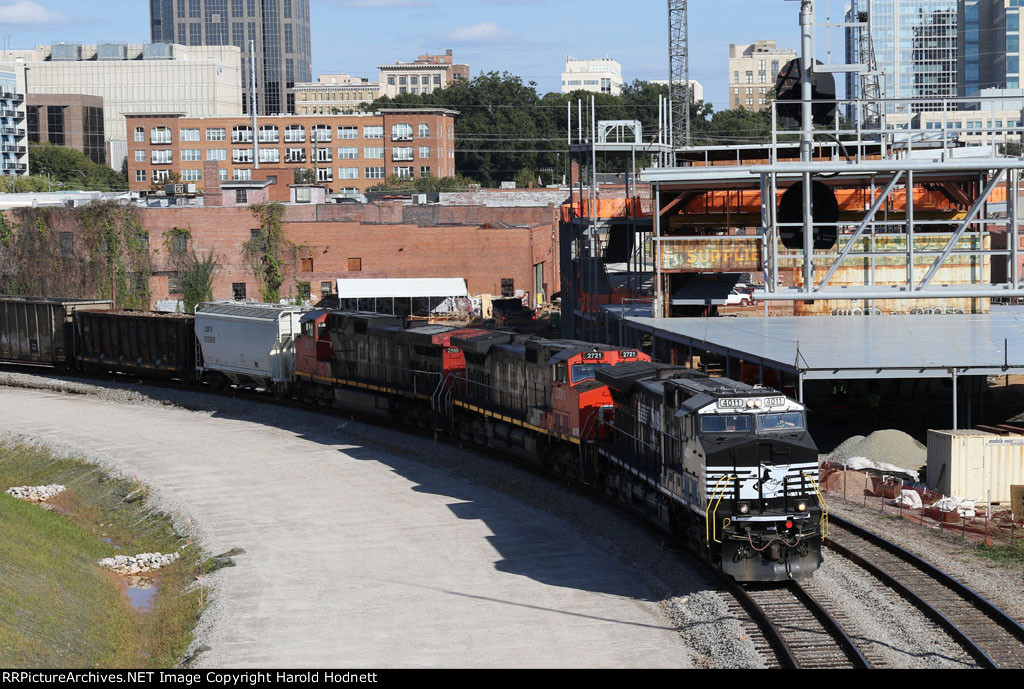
335 278 469 300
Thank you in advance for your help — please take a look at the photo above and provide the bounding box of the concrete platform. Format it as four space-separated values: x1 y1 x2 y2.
0 387 692 668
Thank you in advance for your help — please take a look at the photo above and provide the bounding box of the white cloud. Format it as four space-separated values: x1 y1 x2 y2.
443 22 515 44
0 0 69 24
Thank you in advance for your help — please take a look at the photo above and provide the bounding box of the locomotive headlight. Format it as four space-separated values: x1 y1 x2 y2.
796 501 807 512
737 502 750 515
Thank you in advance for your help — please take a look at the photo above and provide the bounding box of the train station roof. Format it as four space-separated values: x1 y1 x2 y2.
625 309 1024 380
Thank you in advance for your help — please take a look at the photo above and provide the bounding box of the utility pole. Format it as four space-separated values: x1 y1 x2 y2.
251 40 259 170
800 0 815 293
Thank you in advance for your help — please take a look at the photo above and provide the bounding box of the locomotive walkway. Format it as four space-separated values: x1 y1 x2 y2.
0 384 691 668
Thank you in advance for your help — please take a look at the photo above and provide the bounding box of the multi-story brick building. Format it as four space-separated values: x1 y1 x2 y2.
125 108 458 195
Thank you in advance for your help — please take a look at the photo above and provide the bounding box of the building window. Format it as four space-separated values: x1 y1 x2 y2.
151 127 172 144
348 258 362 272
317 168 333 182
182 149 201 161
182 169 202 181
136 169 147 182
286 148 306 163
207 149 227 161
419 166 431 178
315 148 332 162
392 123 413 141
338 126 358 139
135 150 146 162
418 146 430 158
232 283 247 300
207 127 226 141
320 281 333 297
364 166 385 179
154 170 170 182
295 187 311 203
364 125 383 139
258 126 279 143
418 123 430 138
297 282 310 300
285 125 305 142
181 128 200 141
134 127 145 142
259 148 280 163
233 168 252 180
301 258 313 272
232 125 253 143
501 279 514 297
364 147 384 159
233 149 254 163
313 125 332 142
337 147 358 159
338 167 358 179
235 189 248 204
394 166 413 179
152 150 173 164
393 147 413 161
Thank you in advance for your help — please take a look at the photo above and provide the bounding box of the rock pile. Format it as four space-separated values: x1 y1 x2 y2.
5 484 66 502
826 429 927 473
99 552 180 575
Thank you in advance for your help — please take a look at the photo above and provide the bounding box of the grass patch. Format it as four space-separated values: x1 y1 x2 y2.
0 438 206 668
971 539 1024 569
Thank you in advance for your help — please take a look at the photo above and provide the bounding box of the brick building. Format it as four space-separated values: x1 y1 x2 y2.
137 200 559 307
125 108 458 195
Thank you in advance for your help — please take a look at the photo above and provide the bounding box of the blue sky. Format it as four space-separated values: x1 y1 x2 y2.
0 0 838 110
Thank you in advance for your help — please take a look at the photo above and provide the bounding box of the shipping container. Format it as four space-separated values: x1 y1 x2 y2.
927 429 1024 504
194 302 309 390
75 310 196 382
0 296 111 368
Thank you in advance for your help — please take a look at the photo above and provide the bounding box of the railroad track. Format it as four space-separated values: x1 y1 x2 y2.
826 515 1024 669
723 577 871 668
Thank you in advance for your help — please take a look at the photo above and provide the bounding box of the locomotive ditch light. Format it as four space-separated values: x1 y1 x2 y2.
737 502 750 515
796 501 807 512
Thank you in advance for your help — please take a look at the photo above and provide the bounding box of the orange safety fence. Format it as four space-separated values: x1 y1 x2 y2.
561 197 644 222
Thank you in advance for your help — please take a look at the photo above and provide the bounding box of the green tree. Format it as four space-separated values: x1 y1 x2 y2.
28 144 128 192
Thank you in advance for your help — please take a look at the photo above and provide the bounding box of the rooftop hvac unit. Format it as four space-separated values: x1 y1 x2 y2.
186 184 197 194
143 43 174 60
499 181 515 189
97 44 127 61
165 183 185 195
412 194 427 205
51 44 82 61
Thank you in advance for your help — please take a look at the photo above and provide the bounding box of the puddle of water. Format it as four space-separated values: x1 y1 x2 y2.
123 575 160 612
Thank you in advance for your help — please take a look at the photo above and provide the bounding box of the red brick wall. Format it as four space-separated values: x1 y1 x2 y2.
137 206 559 306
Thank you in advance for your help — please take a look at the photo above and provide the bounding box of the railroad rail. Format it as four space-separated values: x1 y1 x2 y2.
826 515 1024 669
724 577 872 669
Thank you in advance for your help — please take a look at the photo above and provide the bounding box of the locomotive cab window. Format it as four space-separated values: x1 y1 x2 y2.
700 414 752 433
555 363 567 384
570 363 606 385
757 412 803 432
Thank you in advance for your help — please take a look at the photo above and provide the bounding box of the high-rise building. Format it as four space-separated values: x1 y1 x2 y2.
728 41 796 111
0 67 28 177
561 56 623 96
846 0 958 112
958 0 1023 97
149 0 311 115
26 94 106 165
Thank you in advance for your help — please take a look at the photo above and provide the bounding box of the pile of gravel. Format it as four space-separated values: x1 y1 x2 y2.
99 552 180 575
826 429 927 473
5 484 66 502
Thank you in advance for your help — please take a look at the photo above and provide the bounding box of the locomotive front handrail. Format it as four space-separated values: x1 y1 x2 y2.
706 474 737 546
804 472 829 540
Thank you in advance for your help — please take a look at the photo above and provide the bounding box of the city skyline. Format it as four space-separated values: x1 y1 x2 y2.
0 0 810 111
